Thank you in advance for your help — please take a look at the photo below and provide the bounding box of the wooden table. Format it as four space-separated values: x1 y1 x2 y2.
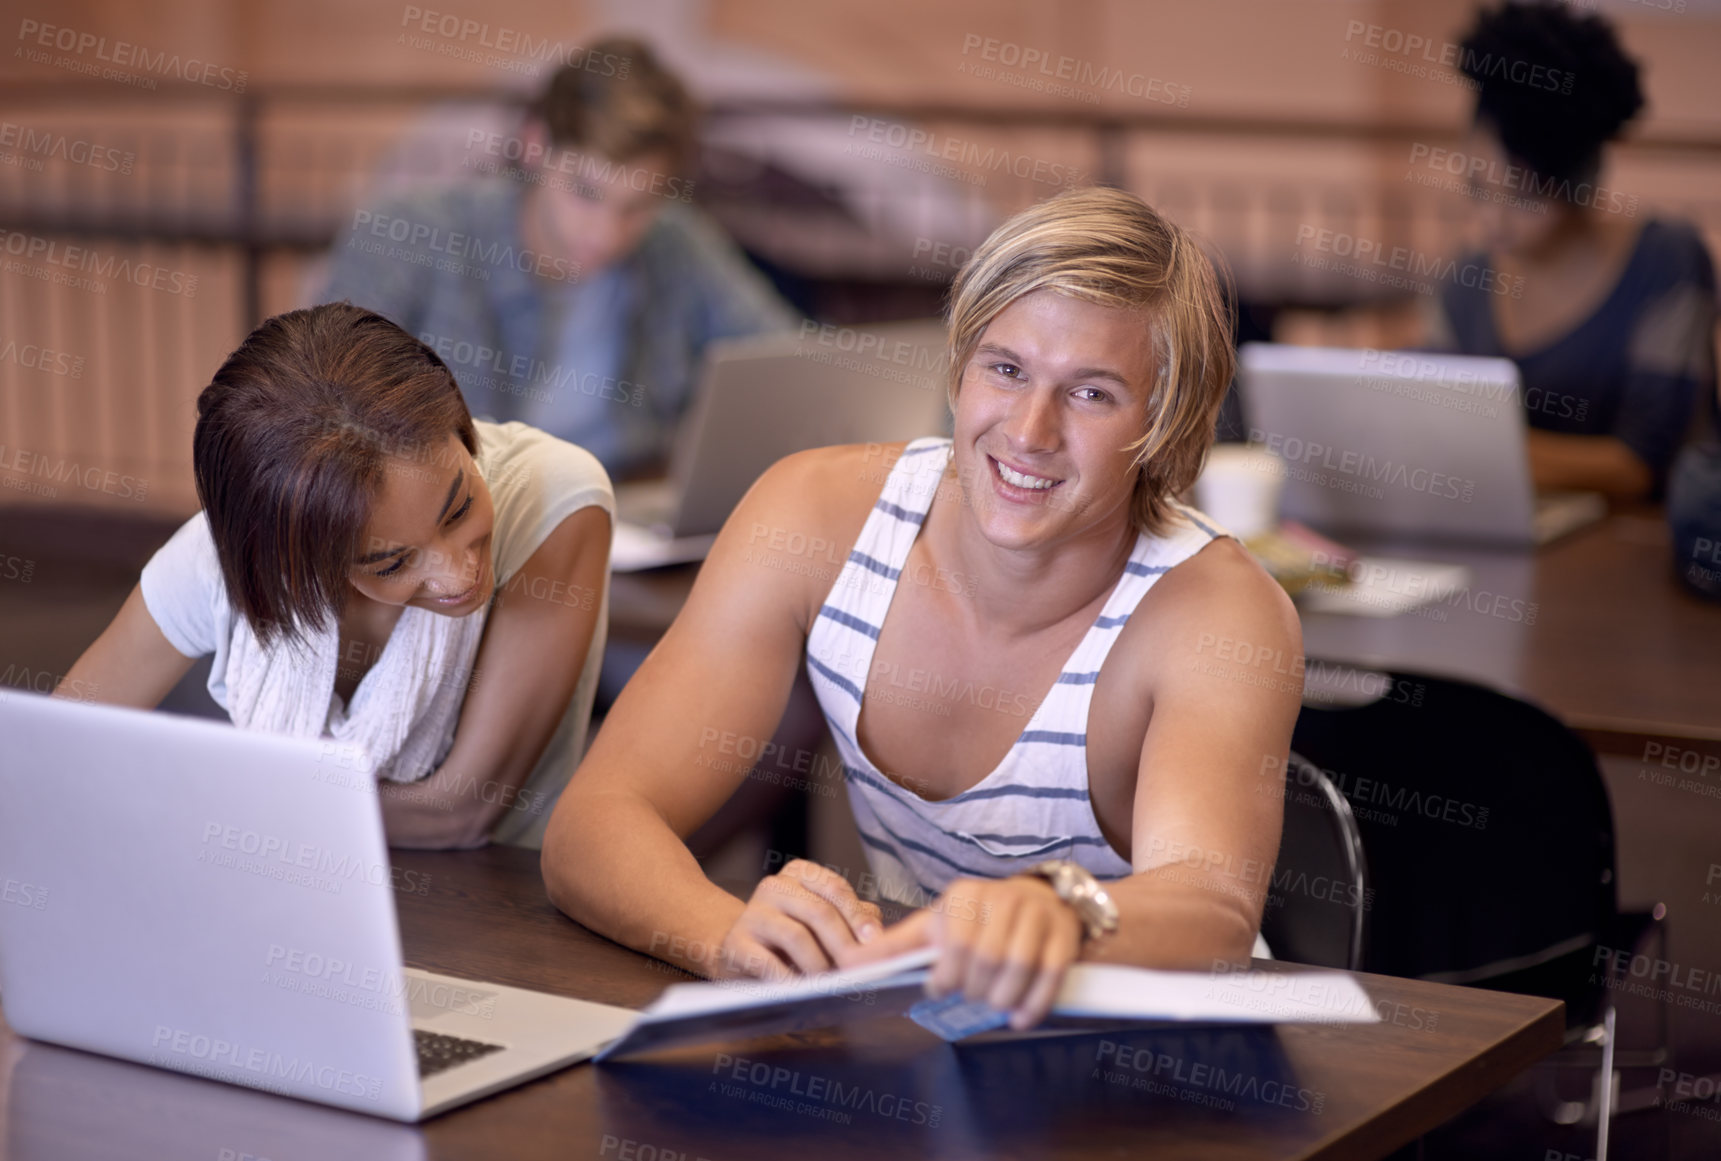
0 846 1562 1161
1295 512 1721 761
612 512 1721 762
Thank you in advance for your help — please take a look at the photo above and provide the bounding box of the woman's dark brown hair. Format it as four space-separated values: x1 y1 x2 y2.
193 302 476 646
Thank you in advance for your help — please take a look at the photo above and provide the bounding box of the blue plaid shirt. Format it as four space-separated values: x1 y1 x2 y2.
322 180 799 477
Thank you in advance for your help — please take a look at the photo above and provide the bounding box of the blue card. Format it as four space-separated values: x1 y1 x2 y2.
907 993 1012 1041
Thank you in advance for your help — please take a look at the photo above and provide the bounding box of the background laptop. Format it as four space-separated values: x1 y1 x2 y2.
0 691 638 1122
613 318 952 570
1239 343 1604 547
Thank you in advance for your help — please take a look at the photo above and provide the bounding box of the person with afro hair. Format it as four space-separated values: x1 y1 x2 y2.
1427 1 1717 511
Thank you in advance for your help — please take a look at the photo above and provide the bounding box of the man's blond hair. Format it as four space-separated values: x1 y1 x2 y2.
944 186 1234 535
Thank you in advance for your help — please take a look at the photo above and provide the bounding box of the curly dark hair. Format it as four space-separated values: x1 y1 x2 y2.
1459 1 1644 190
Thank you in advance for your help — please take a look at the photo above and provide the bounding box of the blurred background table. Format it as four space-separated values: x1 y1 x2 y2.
610 510 1721 758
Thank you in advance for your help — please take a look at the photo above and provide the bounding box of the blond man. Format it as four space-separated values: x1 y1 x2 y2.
543 187 1301 1029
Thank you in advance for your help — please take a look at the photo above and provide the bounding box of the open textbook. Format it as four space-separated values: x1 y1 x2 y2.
597 949 1380 1061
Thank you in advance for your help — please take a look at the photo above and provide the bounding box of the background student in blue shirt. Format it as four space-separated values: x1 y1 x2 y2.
322 35 800 481
1428 1 1718 503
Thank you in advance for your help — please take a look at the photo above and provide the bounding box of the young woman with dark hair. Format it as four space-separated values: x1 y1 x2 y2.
58 302 614 848
1430 1 1717 503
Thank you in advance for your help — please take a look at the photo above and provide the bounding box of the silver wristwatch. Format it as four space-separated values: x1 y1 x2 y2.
1022 859 1120 941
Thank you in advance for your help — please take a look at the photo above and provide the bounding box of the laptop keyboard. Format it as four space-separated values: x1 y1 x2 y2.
414 1029 505 1078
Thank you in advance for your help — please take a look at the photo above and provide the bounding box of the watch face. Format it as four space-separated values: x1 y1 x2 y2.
1025 862 1116 937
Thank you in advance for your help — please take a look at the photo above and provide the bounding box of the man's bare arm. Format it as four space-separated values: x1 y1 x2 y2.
541 448 883 978
847 538 1301 1026
1090 538 1303 968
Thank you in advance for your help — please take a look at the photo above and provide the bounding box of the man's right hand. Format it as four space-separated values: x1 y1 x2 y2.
712 859 885 979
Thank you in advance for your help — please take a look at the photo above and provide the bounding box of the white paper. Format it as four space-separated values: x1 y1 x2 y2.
1055 964 1380 1025
610 521 717 572
595 948 936 1061
1297 556 1472 618
598 953 1377 1060
643 948 938 1020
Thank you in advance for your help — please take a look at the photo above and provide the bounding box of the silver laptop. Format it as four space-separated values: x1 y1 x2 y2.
9 1038 430 1161
1240 343 1604 546
613 319 952 569
0 691 638 1122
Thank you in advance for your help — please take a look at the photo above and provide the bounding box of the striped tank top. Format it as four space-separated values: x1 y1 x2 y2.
805 437 1229 907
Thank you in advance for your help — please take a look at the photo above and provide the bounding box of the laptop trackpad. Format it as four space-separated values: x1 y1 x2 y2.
405 971 499 1023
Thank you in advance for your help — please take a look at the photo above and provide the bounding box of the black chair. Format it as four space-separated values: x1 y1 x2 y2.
1259 752 1368 971
1291 664 1666 1159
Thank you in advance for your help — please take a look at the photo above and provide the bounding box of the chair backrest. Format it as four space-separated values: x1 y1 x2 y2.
1291 665 1619 1026
1259 752 1369 971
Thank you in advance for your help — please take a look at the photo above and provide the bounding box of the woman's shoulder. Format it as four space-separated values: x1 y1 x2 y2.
138 511 229 657
474 421 614 583
1438 242 1499 340
1635 218 1718 289
475 421 612 502
145 510 221 579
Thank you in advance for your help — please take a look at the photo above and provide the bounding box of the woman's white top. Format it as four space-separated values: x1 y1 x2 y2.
139 420 612 847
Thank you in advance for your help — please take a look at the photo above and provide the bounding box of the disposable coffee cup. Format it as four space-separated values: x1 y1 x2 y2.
1192 444 1285 540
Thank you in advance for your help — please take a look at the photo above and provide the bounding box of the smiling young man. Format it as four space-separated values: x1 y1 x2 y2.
542 187 1303 1029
